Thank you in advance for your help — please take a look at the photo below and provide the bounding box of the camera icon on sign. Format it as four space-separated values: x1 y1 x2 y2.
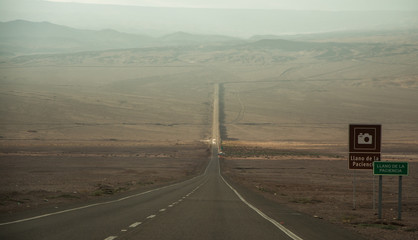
358 133 373 145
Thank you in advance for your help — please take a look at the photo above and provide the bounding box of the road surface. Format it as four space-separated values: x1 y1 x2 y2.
0 84 365 240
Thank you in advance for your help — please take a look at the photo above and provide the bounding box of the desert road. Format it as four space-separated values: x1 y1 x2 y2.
0 84 365 240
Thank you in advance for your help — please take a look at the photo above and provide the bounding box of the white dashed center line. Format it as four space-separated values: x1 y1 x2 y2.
129 222 142 228
103 181 207 240
104 236 117 240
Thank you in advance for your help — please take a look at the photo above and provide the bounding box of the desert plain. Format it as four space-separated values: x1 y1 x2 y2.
1 31 418 239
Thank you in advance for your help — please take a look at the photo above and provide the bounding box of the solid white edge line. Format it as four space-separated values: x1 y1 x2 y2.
0 160 211 226
220 174 303 240
0 185 167 226
217 147 303 240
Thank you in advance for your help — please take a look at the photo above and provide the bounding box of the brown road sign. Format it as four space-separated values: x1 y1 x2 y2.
349 124 381 153
349 124 381 170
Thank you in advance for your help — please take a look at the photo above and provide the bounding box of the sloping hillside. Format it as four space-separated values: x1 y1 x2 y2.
0 20 154 55
0 20 243 56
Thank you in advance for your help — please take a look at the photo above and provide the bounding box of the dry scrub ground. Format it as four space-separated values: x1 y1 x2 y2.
221 141 418 240
0 141 210 214
1 31 417 239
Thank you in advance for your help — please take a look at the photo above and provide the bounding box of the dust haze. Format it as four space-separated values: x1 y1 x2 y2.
1 1 418 239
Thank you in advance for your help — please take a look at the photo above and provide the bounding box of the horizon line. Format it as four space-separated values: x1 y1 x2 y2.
42 0 418 12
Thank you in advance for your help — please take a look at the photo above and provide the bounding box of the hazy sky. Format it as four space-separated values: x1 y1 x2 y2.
45 0 418 11
1 0 417 37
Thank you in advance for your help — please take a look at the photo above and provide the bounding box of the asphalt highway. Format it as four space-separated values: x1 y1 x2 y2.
0 145 366 240
0 84 365 239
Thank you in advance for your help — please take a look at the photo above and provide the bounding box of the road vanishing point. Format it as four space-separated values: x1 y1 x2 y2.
0 84 365 240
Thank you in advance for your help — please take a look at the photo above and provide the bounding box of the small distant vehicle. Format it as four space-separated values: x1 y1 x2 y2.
218 152 225 156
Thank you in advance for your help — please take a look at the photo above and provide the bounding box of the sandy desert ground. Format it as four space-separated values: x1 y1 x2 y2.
0 141 210 213
214 37 418 239
220 141 418 240
1 31 417 239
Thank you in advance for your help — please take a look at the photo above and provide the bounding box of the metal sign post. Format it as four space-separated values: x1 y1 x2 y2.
373 161 409 220
378 175 382 219
349 124 381 210
398 176 403 220
373 175 376 210
353 170 356 210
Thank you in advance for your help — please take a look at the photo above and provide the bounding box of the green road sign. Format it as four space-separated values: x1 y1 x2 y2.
373 161 409 176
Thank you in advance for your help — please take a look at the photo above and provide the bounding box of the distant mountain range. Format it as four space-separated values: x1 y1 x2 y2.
0 20 242 56
1 20 417 65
